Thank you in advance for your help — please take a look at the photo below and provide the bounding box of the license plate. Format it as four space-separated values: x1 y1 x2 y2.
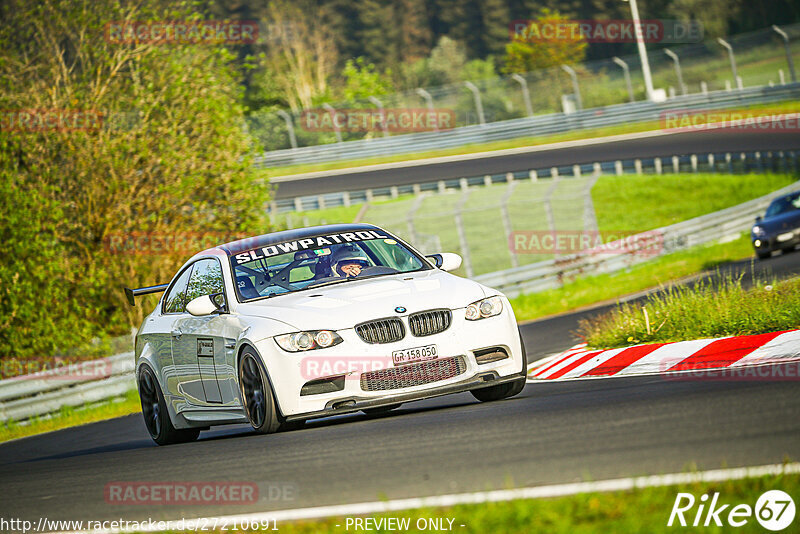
392 344 438 365
777 231 794 242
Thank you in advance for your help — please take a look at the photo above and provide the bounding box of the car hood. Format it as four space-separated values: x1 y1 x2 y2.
756 210 800 234
235 270 489 332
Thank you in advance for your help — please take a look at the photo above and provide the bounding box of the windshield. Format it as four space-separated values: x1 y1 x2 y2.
765 192 800 218
230 230 430 301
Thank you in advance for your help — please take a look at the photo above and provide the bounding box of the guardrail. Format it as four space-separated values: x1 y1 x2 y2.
0 352 136 422
254 83 800 169
474 179 800 297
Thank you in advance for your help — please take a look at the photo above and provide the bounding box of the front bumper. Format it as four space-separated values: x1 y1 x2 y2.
283 369 523 421
753 228 800 252
255 301 524 417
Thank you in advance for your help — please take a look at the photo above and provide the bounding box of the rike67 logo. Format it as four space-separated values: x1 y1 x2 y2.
668 490 796 531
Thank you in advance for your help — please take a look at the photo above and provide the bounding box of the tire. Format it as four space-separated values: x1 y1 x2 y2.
756 250 771 260
362 404 402 415
238 349 281 434
138 366 200 446
471 331 528 403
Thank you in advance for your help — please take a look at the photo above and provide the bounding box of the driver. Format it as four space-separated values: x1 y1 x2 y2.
330 245 371 278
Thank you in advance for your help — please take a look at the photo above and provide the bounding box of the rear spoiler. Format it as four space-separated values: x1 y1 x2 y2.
124 283 169 307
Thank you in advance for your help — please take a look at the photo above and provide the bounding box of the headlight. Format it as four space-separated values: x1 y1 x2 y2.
465 296 503 320
752 225 765 236
275 330 343 352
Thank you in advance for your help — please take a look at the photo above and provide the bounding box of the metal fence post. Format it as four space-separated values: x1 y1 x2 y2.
276 110 298 149
367 96 390 137
463 81 486 126
717 38 742 90
415 88 439 132
772 25 797 83
500 181 519 268
406 194 427 247
560 65 583 110
511 74 534 116
583 173 601 234
454 190 474 277
612 57 635 103
322 103 343 143
664 49 687 96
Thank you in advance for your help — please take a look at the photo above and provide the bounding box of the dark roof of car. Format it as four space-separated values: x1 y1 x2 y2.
217 223 384 256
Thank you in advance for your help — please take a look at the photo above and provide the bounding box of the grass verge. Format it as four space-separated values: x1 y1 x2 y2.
258 101 800 178
579 271 800 349
152 471 798 533
0 388 141 443
510 234 756 323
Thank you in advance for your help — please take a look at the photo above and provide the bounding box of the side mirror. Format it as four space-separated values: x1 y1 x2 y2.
755 215 762 223
426 252 463 272
186 295 220 316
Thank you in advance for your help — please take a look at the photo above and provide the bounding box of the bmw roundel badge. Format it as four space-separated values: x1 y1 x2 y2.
395 306 406 313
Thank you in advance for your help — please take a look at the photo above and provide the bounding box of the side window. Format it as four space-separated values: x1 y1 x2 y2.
163 266 194 314
185 259 225 307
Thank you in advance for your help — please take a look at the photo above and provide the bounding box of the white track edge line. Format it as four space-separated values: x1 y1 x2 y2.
54 462 800 533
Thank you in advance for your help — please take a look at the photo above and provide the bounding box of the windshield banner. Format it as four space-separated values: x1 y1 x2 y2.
233 230 390 265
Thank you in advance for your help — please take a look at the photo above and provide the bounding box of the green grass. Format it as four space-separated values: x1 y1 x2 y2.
0 388 141 443
257 101 800 178
510 234 756 323
579 272 800 349
151 471 799 533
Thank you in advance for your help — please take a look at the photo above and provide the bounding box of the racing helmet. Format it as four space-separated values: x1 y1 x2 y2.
330 245 370 276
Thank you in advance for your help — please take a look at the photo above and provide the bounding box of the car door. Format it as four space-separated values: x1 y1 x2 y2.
156 265 195 400
171 258 237 407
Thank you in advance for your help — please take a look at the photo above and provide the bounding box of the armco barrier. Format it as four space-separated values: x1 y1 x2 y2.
254 84 800 168
1 178 798 422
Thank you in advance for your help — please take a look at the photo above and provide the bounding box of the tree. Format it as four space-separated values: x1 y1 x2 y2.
0 0 268 358
257 0 339 111
502 9 588 74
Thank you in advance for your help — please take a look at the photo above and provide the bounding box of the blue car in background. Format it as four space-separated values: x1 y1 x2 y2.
752 190 800 259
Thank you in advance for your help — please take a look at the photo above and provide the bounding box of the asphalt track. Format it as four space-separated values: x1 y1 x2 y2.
273 127 800 199
1 251 799 527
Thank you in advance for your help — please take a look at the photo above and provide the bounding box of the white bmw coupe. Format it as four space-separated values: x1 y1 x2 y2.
127 224 527 445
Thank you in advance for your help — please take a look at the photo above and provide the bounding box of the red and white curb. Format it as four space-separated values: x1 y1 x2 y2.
528 330 800 381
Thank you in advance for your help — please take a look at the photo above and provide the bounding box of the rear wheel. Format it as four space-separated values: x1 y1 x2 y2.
138 366 200 446
239 350 281 434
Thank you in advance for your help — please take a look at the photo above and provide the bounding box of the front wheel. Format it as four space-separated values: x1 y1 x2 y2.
239 350 281 434
138 366 200 446
756 250 771 260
